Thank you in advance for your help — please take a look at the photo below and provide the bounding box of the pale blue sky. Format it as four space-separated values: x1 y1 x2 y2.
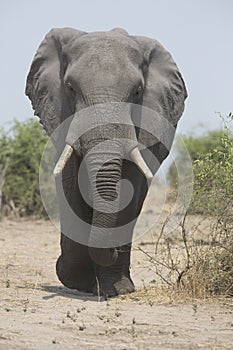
0 0 232 135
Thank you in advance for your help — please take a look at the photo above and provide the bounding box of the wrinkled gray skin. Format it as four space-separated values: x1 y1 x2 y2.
25 28 187 297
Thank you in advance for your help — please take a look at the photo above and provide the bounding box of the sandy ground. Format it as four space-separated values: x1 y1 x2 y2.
0 185 232 349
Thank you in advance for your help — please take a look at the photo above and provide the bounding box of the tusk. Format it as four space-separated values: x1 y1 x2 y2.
131 147 153 180
53 144 73 176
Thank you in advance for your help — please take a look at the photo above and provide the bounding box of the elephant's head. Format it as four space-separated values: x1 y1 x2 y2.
25 27 187 266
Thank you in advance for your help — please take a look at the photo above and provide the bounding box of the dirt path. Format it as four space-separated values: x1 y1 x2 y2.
0 218 232 350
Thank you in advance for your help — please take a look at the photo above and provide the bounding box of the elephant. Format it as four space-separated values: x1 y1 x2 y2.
25 27 187 297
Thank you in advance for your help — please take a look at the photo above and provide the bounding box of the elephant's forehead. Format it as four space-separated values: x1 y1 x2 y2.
69 32 142 63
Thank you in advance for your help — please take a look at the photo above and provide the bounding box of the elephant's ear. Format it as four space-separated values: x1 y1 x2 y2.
25 28 86 137
133 36 187 170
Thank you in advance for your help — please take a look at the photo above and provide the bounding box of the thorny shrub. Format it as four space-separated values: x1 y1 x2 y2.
146 114 233 298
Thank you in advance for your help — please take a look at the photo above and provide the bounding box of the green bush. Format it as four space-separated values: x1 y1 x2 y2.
0 119 49 216
191 126 233 217
168 114 233 218
168 129 228 188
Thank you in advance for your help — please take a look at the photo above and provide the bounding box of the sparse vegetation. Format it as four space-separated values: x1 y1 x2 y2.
0 119 48 216
153 113 233 298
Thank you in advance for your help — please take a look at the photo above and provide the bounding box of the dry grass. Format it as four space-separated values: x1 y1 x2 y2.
133 211 233 302
119 285 232 307
182 241 233 299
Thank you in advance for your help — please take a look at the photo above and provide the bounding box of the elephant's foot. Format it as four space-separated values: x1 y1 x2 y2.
93 262 135 298
93 244 135 298
93 274 135 298
56 255 95 293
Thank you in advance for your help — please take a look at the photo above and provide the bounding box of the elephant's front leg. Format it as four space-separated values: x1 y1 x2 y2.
55 157 95 292
56 234 95 292
93 244 135 297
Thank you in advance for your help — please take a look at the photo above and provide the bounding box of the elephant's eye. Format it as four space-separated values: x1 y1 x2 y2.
136 85 143 94
133 84 143 99
66 81 75 93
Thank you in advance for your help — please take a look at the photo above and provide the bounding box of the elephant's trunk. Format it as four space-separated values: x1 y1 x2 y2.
86 142 124 266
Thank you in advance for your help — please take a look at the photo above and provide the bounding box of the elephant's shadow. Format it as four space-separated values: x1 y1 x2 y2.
41 285 101 301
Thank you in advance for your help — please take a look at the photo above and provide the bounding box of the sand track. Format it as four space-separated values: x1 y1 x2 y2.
0 218 232 349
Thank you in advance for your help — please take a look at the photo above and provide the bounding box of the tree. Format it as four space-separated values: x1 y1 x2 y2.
0 161 8 212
